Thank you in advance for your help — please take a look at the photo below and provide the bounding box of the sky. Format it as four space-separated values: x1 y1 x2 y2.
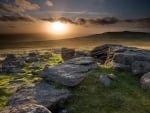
0 0 150 36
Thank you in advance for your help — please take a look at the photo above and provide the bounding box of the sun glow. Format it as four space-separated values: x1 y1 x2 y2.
51 21 68 35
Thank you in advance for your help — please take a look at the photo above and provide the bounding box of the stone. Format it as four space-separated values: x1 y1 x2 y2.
1 104 52 113
91 44 150 72
5 54 16 61
7 82 71 109
59 109 68 113
28 51 39 57
33 61 45 68
75 50 90 57
38 57 97 86
61 48 75 61
112 62 130 71
140 72 150 89
113 52 150 66
91 44 124 64
25 57 38 63
99 75 112 87
132 61 150 75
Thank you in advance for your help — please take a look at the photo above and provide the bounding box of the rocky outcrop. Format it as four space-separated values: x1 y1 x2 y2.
91 44 150 74
7 82 71 110
61 48 75 61
1 104 52 113
140 72 150 89
38 57 97 86
91 44 124 64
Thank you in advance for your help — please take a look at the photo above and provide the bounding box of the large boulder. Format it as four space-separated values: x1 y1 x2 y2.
7 82 71 110
1 104 52 113
61 48 75 61
91 44 150 72
140 72 150 89
132 61 150 75
91 44 125 64
38 57 97 86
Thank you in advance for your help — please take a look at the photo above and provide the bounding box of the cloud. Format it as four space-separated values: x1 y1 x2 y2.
0 2 24 13
42 17 119 25
45 0 53 7
0 14 35 22
0 0 40 14
87 17 119 25
42 17 76 24
124 18 150 28
15 0 40 10
75 18 86 25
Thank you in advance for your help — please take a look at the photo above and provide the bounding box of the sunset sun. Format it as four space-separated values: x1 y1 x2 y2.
51 22 68 35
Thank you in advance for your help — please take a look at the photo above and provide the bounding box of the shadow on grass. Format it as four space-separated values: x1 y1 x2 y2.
67 65 150 113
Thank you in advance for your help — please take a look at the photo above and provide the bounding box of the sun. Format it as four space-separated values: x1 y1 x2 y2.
51 21 68 35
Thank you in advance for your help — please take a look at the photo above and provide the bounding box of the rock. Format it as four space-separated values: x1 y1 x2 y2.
113 52 150 66
25 57 38 63
61 48 75 61
91 44 150 72
112 62 130 71
99 75 112 87
91 44 124 64
1 63 22 74
38 57 97 86
5 54 16 61
33 61 45 68
1 104 52 113
59 109 68 113
28 51 39 57
140 72 150 89
7 82 71 109
132 61 150 75
75 50 90 57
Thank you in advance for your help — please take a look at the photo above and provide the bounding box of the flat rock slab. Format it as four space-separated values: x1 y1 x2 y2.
7 82 71 109
1 104 52 113
38 57 97 86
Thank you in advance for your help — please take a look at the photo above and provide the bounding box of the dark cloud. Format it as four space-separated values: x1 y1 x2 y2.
42 17 76 24
124 18 150 27
85 17 119 25
42 17 55 22
42 17 119 25
58 17 76 24
75 18 86 25
0 14 35 22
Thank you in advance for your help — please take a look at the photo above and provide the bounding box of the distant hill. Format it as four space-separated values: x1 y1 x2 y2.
0 31 150 49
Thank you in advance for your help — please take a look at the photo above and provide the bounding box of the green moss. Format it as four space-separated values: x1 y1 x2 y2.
67 66 150 113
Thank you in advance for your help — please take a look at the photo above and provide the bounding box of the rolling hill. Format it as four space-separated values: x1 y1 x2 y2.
0 31 150 49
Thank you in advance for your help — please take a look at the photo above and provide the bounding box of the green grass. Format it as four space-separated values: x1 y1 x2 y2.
0 50 150 113
67 65 150 113
0 51 63 111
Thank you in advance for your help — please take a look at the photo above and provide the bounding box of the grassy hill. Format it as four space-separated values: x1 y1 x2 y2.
0 31 150 49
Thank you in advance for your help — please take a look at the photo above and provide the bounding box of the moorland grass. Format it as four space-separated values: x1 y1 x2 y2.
67 65 150 113
0 52 63 111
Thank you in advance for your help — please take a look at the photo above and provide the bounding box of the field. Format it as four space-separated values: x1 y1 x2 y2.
0 31 150 113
